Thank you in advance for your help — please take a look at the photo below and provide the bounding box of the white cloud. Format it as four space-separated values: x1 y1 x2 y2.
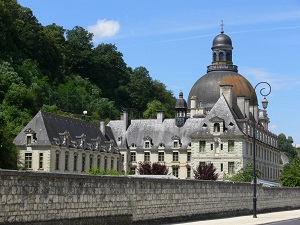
269 124 278 131
88 19 120 41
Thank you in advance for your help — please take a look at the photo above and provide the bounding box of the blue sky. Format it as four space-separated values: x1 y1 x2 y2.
18 0 300 145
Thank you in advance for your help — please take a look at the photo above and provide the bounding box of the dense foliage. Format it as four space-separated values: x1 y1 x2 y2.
223 162 261 182
87 168 125 176
0 0 176 169
278 133 298 160
137 162 169 175
280 157 300 187
194 163 218 180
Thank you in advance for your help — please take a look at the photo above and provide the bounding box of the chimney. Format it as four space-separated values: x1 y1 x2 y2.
237 96 245 117
220 85 233 108
245 98 250 118
100 120 106 136
123 110 129 132
156 111 165 123
190 96 197 118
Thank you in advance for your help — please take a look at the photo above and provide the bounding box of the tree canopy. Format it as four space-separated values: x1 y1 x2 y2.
278 133 297 160
194 163 218 180
223 162 261 182
0 0 177 169
280 157 300 187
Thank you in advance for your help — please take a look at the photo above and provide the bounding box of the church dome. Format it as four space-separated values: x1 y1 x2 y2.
212 33 232 50
175 91 187 109
188 31 257 109
188 71 257 109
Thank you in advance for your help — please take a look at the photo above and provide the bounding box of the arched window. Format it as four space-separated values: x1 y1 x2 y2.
214 123 220 132
226 52 231 61
219 52 224 61
213 52 217 62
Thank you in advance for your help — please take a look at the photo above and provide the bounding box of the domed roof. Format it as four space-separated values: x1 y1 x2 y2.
212 32 232 50
175 91 187 109
188 71 257 109
188 31 257 109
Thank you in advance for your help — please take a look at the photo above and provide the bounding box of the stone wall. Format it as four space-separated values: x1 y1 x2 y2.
1 170 300 225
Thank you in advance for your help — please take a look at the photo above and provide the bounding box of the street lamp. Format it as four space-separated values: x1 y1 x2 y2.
253 82 271 218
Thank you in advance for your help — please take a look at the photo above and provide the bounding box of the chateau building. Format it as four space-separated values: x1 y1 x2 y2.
108 30 280 180
14 30 280 181
14 111 121 173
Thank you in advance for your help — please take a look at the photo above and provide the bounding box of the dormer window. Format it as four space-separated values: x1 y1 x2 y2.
76 134 86 149
158 143 165 148
131 143 137 148
143 136 152 149
213 123 220 132
172 136 181 148
59 131 70 146
145 141 150 149
24 128 36 146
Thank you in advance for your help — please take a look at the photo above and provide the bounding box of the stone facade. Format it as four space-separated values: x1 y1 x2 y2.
14 111 121 174
107 31 280 181
1 170 300 224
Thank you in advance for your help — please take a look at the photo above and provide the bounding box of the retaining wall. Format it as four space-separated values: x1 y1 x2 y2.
1 170 300 225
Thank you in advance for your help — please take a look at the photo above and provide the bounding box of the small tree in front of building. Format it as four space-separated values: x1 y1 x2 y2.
194 163 218 180
137 162 169 175
223 162 261 182
280 156 300 187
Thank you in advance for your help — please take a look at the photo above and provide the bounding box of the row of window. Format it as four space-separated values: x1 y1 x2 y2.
244 125 277 147
24 152 119 172
130 151 192 163
199 140 235 152
245 143 280 163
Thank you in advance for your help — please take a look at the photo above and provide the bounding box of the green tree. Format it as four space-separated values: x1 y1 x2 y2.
194 163 218 180
280 157 300 187
87 168 124 175
0 113 18 169
278 133 297 159
143 100 168 119
223 162 261 182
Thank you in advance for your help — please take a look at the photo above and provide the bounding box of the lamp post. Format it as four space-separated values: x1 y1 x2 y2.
253 82 271 218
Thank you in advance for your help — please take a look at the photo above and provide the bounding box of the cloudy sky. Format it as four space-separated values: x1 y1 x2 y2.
19 0 300 144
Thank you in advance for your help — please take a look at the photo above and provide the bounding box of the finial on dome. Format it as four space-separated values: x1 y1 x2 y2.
179 90 183 98
220 20 224 34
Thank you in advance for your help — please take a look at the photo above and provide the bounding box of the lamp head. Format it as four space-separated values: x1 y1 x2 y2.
262 97 268 109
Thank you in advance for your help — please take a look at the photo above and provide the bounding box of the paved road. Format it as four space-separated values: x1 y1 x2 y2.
265 218 300 225
164 209 300 225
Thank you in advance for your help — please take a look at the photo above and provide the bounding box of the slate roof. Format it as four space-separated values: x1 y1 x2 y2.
108 118 204 150
14 111 115 150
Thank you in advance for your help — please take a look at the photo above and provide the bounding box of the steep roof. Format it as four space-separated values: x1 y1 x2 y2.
14 111 115 149
190 95 244 137
108 118 204 150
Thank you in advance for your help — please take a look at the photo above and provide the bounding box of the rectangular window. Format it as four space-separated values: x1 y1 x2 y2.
199 161 206 167
39 153 43 169
144 152 150 162
55 152 60 170
228 162 235 174
121 154 124 162
26 136 32 145
158 152 164 162
220 163 223 172
172 167 179 177
199 141 206 152
173 152 179 162
89 156 93 171
81 155 86 172
130 167 136 175
221 144 223 150
25 153 32 169
65 153 69 171
228 140 235 152
104 157 107 171
111 158 114 170
187 152 191 162
97 156 101 169
74 155 78 171
173 141 178 148
145 141 150 149
130 152 136 162
211 144 214 151
187 167 191 178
